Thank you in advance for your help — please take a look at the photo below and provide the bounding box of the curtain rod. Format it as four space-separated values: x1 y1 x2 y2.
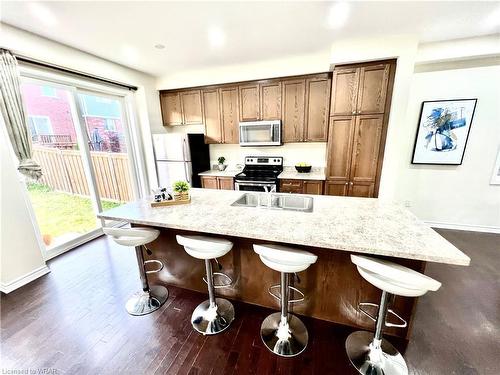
14 54 139 91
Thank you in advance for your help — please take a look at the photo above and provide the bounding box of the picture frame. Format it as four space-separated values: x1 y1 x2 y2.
411 99 477 165
491 147 500 185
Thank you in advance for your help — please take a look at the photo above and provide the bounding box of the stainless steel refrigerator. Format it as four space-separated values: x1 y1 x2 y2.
152 133 209 188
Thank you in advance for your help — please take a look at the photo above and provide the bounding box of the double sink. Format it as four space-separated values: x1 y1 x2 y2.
231 192 314 213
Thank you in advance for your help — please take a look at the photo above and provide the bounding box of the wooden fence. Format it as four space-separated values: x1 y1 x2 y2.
33 145 133 202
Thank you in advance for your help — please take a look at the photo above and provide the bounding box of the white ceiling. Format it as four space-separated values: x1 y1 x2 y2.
1 1 499 77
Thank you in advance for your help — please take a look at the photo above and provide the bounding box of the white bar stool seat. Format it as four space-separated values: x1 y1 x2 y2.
346 254 442 375
254 244 318 273
176 234 235 335
253 243 318 357
104 227 168 316
176 235 233 259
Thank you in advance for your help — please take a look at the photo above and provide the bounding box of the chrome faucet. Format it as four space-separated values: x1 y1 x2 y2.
263 185 277 208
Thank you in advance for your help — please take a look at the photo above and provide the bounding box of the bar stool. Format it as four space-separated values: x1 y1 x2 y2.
346 254 442 375
176 235 234 335
253 244 318 357
103 227 168 316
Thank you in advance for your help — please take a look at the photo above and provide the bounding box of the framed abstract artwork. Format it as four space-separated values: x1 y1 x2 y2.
411 99 477 165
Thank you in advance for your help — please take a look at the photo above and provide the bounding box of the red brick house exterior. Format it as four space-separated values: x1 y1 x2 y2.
21 83 127 152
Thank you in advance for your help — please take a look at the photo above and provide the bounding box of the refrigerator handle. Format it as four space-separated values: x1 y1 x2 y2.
184 163 191 184
182 138 187 161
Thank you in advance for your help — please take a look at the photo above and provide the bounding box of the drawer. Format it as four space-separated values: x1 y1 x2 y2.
280 179 303 193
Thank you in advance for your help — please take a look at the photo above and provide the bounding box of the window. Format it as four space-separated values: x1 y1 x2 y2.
41 85 57 97
104 118 116 131
28 115 53 135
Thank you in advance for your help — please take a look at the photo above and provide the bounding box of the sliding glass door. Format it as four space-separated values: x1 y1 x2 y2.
75 91 136 220
19 77 137 256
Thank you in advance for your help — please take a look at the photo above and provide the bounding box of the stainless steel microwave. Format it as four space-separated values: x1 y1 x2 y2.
239 120 282 146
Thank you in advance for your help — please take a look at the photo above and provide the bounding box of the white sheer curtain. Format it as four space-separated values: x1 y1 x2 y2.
0 48 42 179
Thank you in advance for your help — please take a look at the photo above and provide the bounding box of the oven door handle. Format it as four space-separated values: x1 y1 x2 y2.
234 180 276 186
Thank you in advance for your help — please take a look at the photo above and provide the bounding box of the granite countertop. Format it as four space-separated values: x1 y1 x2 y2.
278 167 325 180
198 169 242 178
98 189 470 266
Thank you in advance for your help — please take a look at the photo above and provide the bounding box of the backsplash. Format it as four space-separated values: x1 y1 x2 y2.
209 142 327 169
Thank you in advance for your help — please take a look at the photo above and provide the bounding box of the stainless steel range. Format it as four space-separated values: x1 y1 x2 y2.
234 156 283 192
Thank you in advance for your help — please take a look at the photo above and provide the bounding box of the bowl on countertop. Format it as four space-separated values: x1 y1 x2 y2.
295 165 312 173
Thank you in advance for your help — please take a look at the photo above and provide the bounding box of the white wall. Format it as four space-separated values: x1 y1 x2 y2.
156 49 331 91
0 23 162 191
396 65 500 230
416 34 500 64
209 143 327 169
1 120 49 293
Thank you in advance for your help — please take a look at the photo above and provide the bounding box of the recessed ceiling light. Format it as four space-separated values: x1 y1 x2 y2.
154 44 166 50
328 1 350 29
208 26 226 48
28 2 58 27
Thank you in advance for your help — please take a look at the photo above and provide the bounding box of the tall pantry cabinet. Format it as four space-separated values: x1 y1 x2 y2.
325 60 396 198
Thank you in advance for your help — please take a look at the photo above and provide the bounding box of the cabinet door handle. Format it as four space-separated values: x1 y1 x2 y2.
350 182 354 185
352 110 356 115
345 182 348 185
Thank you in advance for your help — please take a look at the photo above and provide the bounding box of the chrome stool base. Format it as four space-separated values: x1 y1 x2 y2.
346 331 408 375
125 285 169 316
260 312 308 357
191 298 235 335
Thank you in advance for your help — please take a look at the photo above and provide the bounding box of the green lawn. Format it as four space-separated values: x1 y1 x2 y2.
27 183 121 239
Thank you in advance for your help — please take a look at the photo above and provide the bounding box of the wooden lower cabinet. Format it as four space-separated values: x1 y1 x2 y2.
303 180 324 195
217 177 234 190
280 179 323 195
200 176 234 190
325 181 348 196
200 176 218 189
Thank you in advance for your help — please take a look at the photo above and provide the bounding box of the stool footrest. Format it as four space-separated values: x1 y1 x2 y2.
268 284 305 304
203 272 233 289
358 302 408 328
359 302 378 322
386 309 407 328
144 260 163 274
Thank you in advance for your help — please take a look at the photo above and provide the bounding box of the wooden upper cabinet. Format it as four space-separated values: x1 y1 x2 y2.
305 76 331 142
281 79 306 143
220 86 240 144
180 90 203 125
326 116 355 183
357 64 390 114
160 92 183 126
330 68 359 116
238 84 260 122
349 114 384 197
260 81 281 120
202 89 222 144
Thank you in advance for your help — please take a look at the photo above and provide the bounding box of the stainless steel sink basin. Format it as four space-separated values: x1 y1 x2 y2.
231 193 314 212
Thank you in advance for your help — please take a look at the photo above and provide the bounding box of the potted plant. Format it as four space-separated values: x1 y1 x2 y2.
173 180 190 201
217 156 227 171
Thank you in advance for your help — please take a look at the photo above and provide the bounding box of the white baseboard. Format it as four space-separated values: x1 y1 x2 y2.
425 221 500 234
0 265 51 294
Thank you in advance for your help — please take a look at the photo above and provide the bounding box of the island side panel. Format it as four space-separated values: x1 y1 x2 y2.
142 226 424 339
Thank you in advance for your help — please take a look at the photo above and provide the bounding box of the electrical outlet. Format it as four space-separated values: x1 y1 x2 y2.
404 200 411 208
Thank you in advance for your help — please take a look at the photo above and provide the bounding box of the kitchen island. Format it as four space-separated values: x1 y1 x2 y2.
98 189 469 339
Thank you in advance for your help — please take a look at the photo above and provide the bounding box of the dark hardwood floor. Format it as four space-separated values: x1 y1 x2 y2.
1 229 498 374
